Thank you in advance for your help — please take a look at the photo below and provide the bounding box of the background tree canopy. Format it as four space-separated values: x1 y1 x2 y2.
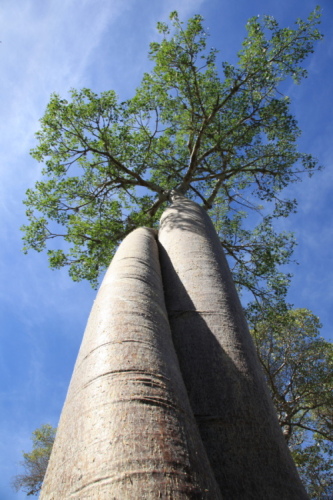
12 424 56 497
22 9 322 302
249 307 333 498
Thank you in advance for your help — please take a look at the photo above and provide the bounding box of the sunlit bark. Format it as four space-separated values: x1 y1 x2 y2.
40 227 221 499
158 194 308 499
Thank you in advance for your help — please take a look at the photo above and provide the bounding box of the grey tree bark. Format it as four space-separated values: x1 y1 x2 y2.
158 194 308 499
40 227 221 499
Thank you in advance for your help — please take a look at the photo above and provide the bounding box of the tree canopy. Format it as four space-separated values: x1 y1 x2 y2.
22 9 322 294
12 424 56 496
249 307 333 498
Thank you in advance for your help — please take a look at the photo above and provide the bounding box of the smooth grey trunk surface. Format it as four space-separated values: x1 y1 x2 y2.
158 195 308 499
40 228 221 499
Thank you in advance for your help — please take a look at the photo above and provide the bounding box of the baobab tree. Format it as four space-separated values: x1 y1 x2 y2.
22 9 323 498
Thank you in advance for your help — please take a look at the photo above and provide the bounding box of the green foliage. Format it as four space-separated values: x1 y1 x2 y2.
12 424 56 496
293 438 333 499
22 9 322 287
210 201 296 302
248 307 333 498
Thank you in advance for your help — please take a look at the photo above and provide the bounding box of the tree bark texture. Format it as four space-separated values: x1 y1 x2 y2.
158 194 308 499
40 228 221 499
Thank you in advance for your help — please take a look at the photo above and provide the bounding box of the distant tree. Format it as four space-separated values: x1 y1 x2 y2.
293 438 333 499
12 424 56 497
249 307 333 498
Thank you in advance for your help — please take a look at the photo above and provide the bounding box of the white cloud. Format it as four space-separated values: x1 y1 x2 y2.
0 0 129 160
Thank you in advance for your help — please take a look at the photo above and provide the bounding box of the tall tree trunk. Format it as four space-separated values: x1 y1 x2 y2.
158 194 308 499
40 227 221 499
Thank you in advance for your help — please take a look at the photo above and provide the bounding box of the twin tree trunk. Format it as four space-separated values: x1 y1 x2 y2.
41 227 220 499
40 197 308 499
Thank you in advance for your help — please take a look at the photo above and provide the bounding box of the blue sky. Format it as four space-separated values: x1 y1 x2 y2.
0 0 332 497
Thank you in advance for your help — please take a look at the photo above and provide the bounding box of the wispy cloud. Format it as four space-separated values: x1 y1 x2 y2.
0 1 130 164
